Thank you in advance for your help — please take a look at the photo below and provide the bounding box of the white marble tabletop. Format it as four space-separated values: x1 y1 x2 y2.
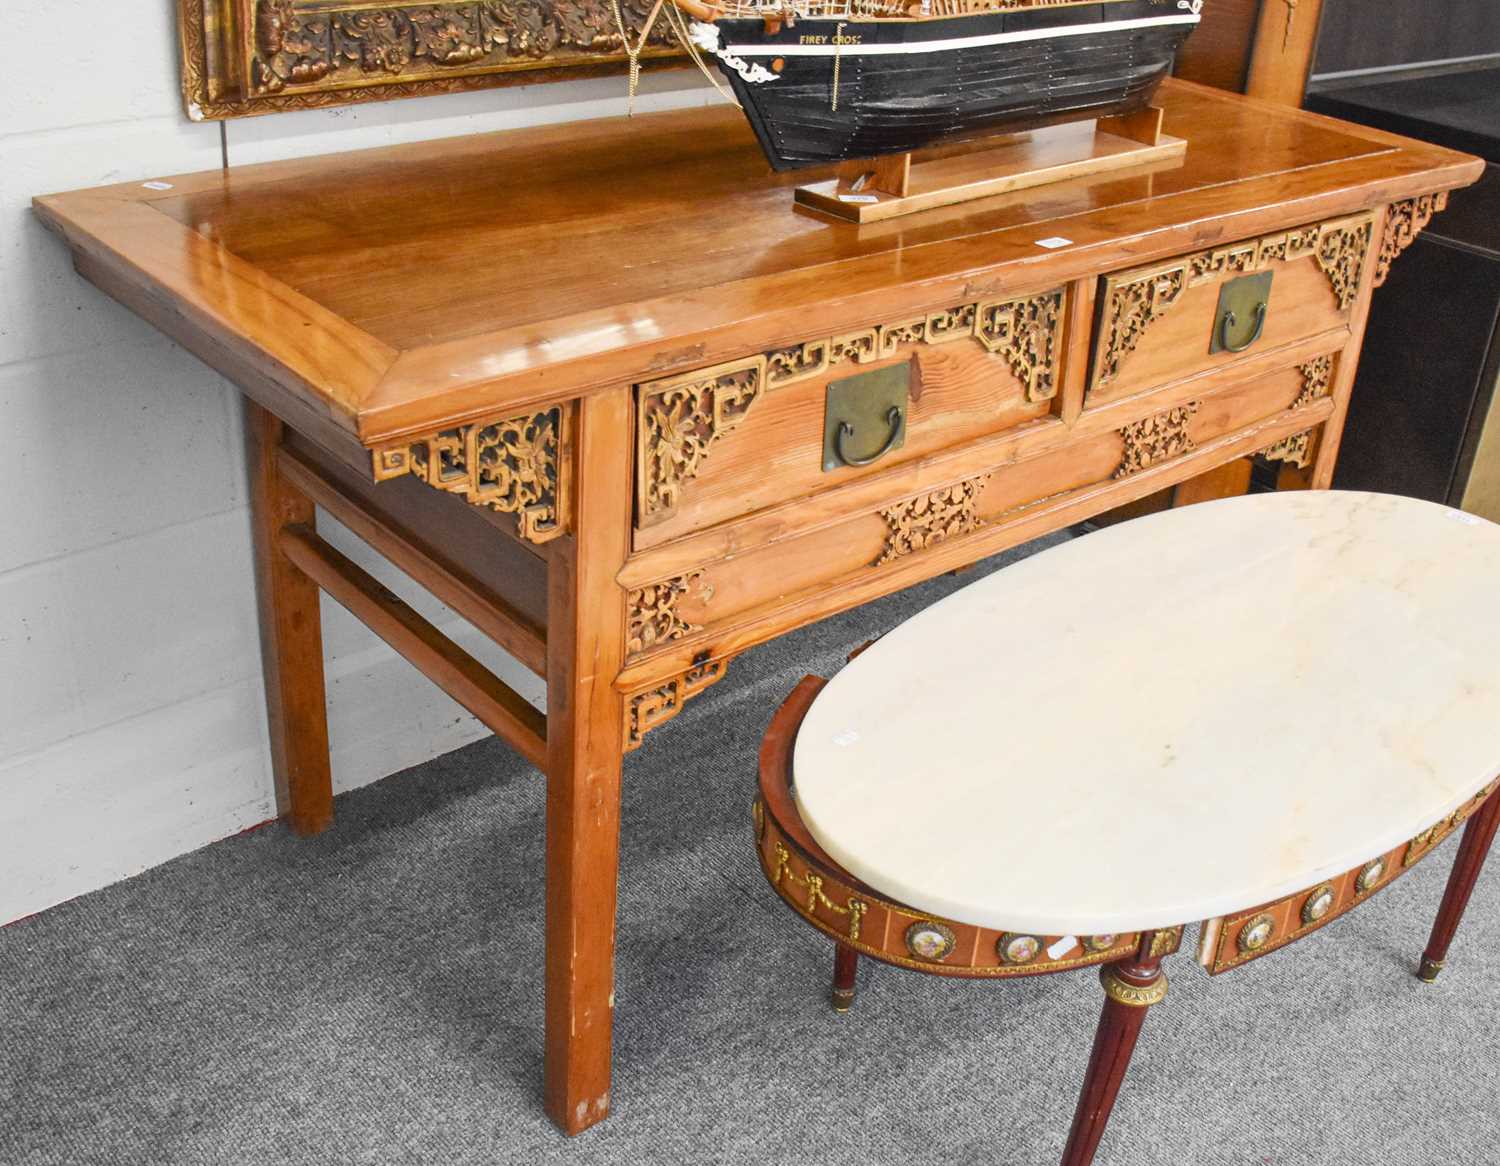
793 491 1500 936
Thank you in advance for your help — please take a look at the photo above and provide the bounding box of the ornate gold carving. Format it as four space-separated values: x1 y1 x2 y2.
874 476 991 566
1294 356 1334 409
1257 429 1315 470
770 843 869 940
637 357 765 525
626 572 704 656
1315 218 1375 311
1115 402 1200 478
371 407 562 542
1100 965 1168 1008
1096 266 1187 387
1376 194 1449 288
624 655 731 750
1149 926 1184 958
975 290 1066 402
180 0 677 120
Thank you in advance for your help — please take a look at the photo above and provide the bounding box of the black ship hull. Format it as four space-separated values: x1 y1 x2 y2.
694 1 1202 169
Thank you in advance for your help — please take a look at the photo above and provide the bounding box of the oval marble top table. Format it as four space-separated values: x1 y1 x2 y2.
794 491 1500 936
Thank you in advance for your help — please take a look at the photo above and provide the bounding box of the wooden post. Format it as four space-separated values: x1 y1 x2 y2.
1245 0 1326 107
832 944 860 1012
244 400 333 835
543 388 633 1135
1060 954 1167 1166
1420 793 1500 982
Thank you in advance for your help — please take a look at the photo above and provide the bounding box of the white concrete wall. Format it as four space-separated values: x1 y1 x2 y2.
0 1 713 924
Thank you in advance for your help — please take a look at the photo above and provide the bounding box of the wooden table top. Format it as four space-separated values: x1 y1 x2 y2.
793 491 1500 936
33 82 1481 447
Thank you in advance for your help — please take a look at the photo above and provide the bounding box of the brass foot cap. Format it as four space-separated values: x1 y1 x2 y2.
831 989 857 1013
1418 957 1445 983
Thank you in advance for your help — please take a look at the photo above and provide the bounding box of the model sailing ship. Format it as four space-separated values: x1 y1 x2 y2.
668 0 1205 169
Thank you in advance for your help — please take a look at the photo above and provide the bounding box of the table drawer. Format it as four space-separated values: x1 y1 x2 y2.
1088 213 1375 407
634 286 1072 550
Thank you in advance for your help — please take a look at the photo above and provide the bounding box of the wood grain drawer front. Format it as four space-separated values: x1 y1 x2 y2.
634 289 1069 550
1201 780 1500 976
623 357 1333 665
1088 214 1375 406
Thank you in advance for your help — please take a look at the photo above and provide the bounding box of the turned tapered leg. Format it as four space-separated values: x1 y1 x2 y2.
245 401 333 835
1420 792 1500 982
544 390 632 1135
831 944 859 1012
1060 955 1167 1166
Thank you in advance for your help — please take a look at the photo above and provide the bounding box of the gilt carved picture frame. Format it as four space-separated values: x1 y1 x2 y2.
178 0 682 120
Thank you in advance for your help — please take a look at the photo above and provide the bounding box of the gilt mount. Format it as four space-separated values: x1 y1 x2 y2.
178 0 682 120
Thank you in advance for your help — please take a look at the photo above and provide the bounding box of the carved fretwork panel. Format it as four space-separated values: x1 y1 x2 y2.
624 655 733 750
764 289 1067 396
636 357 766 527
1095 266 1188 388
1257 430 1316 470
1095 217 1373 390
874 476 991 567
1375 194 1450 288
626 571 706 656
1315 219 1375 311
974 290 1066 403
1115 402 1201 478
371 406 564 543
1294 356 1334 409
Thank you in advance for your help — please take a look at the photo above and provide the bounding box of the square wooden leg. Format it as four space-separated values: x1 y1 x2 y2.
245 401 333 835
543 389 632 1134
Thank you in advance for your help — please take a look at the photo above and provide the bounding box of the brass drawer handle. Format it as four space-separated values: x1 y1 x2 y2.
835 406 904 467
1219 300 1268 354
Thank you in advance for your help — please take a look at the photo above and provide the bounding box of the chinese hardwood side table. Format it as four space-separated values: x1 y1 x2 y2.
758 491 1500 1164
33 82 1482 1132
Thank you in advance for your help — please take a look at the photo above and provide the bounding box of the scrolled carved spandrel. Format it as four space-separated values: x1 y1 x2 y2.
975 289 1065 403
371 406 564 543
1376 193 1450 288
1294 356 1333 409
1096 266 1187 388
636 357 766 526
1315 218 1374 312
1257 429 1315 470
624 655 732 749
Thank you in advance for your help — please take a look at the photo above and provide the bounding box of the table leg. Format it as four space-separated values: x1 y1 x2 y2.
1060 953 1168 1166
543 390 632 1135
245 401 333 835
831 944 860 1012
1419 792 1500 982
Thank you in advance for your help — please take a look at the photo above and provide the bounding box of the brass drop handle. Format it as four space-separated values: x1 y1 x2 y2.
835 406 904 467
1219 300 1269 354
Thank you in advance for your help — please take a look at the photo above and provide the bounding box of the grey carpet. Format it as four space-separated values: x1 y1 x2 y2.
3 529 1499 1166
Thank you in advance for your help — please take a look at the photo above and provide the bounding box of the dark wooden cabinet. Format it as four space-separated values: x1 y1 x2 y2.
1308 70 1500 520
